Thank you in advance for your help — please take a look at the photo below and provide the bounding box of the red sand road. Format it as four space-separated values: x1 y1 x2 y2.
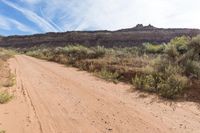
0 55 200 133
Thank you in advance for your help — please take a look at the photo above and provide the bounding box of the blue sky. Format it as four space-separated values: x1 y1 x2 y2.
0 0 200 36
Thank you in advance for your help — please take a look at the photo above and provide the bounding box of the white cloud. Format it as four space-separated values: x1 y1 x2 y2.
2 0 200 34
10 19 37 33
0 16 11 30
20 0 42 5
0 15 36 33
2 0 61 32
36 0 200 31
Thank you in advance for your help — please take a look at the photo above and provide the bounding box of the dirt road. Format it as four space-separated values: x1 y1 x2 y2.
1 55 200 133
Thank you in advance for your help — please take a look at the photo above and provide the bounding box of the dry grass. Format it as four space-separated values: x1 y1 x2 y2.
0 91 13 104
2 73 15 88
0 48 15 104
0 130 5 133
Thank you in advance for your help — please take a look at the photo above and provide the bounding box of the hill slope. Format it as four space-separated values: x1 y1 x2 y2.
1 25 200 47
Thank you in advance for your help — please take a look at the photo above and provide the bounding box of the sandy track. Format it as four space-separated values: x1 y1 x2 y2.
1 55 200 133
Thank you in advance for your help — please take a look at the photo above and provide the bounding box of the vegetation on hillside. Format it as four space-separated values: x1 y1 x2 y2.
21 35 200 99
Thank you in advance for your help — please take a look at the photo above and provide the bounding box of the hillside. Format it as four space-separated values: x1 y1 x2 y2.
0 24 200 48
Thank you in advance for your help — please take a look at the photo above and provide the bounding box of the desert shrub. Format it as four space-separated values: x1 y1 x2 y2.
177 35 200 79
26 49 46 59
97 68 119 83
164 44 180 59
163 36 191 60
2 73 15 87
184 60 200 79
143 43 165 54
62 45 92 59
133 55 189 98
158 74 188 98
133 71 188 98
26 45 106 64
169 36 190 54
135 72 188 99
112 47 141 57
187 35 200 60
133 73 160 92
92 46 106 58
122 47 141 55
54 45 106 64
0 91 13 104
0 48 14 61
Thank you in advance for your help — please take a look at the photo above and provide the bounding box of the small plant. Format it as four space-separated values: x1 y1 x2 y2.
169 36 190 54
184 60 200 79
0 48 15 61
143 43 165 54
2 74 15 87
92 46 106 58
97 68 119 83
158 74 188 98
133 73 188 98
165 44 179 59
0 91 13 104
133 74 157 92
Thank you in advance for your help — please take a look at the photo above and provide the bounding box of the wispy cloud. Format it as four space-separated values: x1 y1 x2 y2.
20 0 42 5
0 15 11 30
0 15 36 33
9 19 37 33
1 0 200 35
2 0 61 32
42 0 200 30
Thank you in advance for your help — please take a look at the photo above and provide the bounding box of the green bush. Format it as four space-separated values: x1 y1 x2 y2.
54 45 106 64
158 74 188 98
169 36 190 54
188 35 200 53
92 46 106 58
133 74 160 92
184 60 200 79
143 43 165 54
133 72 188 98
177 35 200 79
133 58 188 98
165 44 179 59
97 68 119 83
26 45 106 65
